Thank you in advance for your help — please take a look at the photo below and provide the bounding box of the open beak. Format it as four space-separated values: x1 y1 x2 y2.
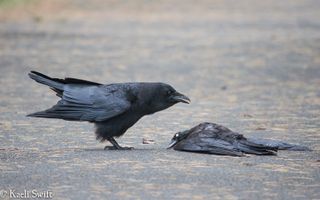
172 92 191 104
167 139 178 149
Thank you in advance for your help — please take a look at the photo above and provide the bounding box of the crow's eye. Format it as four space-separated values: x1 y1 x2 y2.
175 133 179 138
167 90 173 96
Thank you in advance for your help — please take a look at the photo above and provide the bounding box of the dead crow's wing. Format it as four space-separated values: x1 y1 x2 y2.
175 137 244 156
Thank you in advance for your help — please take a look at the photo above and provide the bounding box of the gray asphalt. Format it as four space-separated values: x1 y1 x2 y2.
0 0 319 199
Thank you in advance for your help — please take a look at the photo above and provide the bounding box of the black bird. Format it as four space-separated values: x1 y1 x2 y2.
168 122 310 156
27 71 190 150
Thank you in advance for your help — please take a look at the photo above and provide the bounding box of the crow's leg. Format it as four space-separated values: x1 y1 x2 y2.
104 137 133 150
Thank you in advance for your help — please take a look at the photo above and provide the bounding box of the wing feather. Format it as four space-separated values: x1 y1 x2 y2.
175 138 244 156
28 85 131 122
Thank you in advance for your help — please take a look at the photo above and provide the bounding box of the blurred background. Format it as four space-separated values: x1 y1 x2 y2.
0 0 319 199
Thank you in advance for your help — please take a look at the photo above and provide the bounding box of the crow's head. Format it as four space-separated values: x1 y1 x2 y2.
144 83 190 113
167 130 190 148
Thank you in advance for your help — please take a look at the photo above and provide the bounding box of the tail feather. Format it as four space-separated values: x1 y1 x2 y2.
236 141 277 155
27 111 54 118
28 71 64 90
50 87 63 97
27 109 80 121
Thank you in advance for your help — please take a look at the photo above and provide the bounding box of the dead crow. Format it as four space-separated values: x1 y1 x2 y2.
168 122 310 156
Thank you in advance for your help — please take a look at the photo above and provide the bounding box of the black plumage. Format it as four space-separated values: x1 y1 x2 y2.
27 71 190 150
168 122 310 156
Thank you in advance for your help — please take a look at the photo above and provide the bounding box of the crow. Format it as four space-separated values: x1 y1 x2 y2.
168 122 310 156
27 71 190 150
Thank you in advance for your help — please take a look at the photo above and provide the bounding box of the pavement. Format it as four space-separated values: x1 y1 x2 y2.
0 0 319 199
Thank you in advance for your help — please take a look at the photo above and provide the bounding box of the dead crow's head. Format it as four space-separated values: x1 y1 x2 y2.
167 130 190 148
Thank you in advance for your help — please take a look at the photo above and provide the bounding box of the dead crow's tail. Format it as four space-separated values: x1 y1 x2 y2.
246 138 312 151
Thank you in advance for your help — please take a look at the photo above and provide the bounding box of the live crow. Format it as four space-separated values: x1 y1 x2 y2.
27 71 190 150
168 122 310 156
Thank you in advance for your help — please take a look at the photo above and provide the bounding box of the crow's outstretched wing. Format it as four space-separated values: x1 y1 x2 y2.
28 85 131 122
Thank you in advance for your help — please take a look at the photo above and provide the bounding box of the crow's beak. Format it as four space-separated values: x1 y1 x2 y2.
167 138 179 149
172 92 190 104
